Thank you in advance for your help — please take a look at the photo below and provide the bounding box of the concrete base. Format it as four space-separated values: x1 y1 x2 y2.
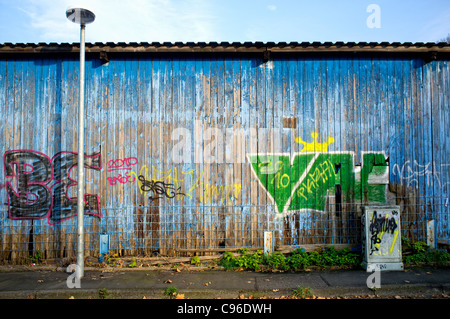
363 262 404 272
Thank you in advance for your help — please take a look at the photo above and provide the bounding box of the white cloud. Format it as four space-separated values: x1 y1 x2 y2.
16 0 218 43
267 5 277 11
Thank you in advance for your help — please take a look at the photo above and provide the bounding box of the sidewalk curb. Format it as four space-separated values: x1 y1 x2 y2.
1 283 449 299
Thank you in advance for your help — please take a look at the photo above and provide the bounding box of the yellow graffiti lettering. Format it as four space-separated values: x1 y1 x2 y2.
130 164 241 204
297 187 308 200
270 170 291 189
201 183 242 204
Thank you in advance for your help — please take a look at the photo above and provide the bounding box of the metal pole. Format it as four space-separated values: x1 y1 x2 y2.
76 23 86 279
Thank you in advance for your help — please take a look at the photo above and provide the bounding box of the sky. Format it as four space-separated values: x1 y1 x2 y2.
0 0 449 44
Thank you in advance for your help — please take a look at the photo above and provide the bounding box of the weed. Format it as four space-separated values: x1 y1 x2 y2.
127 258 137 268
265 252 289 271
99 288 109 299
219 252 238 270
30 250 42 264
402 237 450 266
190 256 200 266
163 286 179 299
235 251 263 271
104 251 119 267
292 286 313 299
288 249 310 270
219 246 361 272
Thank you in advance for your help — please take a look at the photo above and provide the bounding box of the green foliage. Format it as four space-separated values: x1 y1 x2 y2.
219 246 361 271
235 250 263 271
127 258 137 268
292 286 313 299
104 251 119 266
220 252 238 270
30 250 42 264
163 286 179 299
402 237 450 266
190 256 201 265
98 288 109 299
265 252 289 271
290 246 361 269
287 249 310 270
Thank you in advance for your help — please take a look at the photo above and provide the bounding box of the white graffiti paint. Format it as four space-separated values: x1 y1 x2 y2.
392 160 450 190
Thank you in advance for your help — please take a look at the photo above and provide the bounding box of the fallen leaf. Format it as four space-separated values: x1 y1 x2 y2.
176 268 181 272
180 263 185 266
68 296 74 299
273 289 279 292
143 296 147 299
247 281 252 284
426 272 432 275
37 280 44 283
395 296 401 299
239 294 245 299
165 279 172 284
176 293 185 299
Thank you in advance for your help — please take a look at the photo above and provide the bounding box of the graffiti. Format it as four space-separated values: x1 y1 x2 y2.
107 157 138 172
107 157 138 186
107 173 136 186
369 210 398 255
295 131 335 152
249 151 388 216
247 131 389 216
3 150 102 225
392 160 450 190
138 175 185 201
130 165 241 205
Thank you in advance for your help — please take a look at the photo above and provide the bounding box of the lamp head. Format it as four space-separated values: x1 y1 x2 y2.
66 6 95 25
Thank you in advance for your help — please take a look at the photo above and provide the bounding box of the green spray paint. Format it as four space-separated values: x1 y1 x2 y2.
249 152 388 215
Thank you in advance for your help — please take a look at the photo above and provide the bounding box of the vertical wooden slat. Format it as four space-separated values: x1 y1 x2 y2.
1 49 450 261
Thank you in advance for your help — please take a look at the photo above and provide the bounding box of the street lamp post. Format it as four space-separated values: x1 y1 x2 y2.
66 6 95 278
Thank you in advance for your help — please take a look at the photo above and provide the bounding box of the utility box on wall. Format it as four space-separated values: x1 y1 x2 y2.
362 206 403 272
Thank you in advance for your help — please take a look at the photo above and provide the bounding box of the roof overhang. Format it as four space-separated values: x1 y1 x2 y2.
1 41 449 54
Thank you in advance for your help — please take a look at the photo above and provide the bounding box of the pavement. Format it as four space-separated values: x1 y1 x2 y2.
1 265 450 300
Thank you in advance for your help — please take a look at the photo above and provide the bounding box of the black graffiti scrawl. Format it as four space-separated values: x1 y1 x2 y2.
3 150 102 225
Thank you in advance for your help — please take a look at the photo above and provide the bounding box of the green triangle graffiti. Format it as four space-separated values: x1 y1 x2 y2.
249 152 388 215
248 153 316 214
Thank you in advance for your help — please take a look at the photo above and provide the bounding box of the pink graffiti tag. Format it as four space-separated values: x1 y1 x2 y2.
107 157 138 172
107 157 138 186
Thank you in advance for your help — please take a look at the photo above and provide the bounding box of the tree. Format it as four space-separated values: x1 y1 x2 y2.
438 34 450 44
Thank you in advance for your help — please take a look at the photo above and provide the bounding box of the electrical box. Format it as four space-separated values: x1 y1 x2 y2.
362 206 403 271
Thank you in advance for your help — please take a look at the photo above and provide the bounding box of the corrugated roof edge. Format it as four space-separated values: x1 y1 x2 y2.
0 41 449 53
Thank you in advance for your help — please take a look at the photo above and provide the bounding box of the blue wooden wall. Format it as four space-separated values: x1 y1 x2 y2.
0 51 448 259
